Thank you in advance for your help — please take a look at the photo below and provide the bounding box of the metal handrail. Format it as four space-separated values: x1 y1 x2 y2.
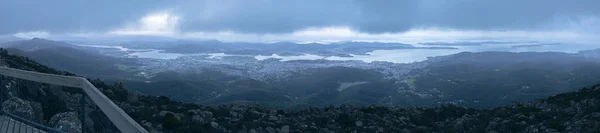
0 67 148 133
0 110 67 133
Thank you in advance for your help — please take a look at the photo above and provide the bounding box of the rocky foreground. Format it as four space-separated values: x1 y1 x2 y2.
1 48 600 133
114 84 600 133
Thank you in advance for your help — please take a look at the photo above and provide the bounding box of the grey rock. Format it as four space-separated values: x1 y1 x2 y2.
192 115 204 123
266 127 275 133
249 129 257 133
2 97 35 121
203 111 214 117
355 121 363 127
158 110 182 121
269 115 278 121
230 111 239 117
158 110 172 117
156 124 163 130
49 112 82 133
211 121 219 128
142 120 153 127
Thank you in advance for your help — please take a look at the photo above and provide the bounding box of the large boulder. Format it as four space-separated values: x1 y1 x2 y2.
49 112 82 133
2 97 42 122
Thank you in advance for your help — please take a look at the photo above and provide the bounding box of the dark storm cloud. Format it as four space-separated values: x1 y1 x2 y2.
0 0 169 34
1 0 599 34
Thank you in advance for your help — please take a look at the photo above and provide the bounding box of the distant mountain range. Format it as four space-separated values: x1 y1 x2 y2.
0 38 74 51
0 38 134 77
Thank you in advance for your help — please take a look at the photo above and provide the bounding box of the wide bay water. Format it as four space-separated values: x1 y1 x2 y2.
78 42 598 63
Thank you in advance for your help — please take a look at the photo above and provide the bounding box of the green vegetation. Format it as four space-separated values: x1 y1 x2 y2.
162 113 181 130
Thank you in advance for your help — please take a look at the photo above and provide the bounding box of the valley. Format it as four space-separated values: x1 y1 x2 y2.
3 38 600 109
2 48 600 132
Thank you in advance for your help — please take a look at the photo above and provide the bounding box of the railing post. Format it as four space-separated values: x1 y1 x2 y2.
0 67 148 133
0 82 3 110
80 95 86 133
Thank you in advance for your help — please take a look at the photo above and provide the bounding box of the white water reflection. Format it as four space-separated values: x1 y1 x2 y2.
255 54 325 61
326 49 462 63
251 42 596 63
77 44 131 51
252 49 463 63
78 41 599 63
252 49 464 63
128 50 187 59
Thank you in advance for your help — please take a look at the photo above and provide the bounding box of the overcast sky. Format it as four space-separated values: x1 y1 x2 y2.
1 0 599 43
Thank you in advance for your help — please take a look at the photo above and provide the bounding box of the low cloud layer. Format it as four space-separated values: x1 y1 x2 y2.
1 0 599 36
